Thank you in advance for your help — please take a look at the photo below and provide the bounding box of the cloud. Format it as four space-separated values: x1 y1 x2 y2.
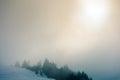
0 0 120 80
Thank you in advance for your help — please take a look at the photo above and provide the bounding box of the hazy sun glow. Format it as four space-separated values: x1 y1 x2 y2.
75 0 110 30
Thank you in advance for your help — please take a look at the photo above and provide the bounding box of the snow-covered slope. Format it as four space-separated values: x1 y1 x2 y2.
0 65 55 80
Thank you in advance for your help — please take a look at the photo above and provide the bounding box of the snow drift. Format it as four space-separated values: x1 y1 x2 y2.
0 65 55 80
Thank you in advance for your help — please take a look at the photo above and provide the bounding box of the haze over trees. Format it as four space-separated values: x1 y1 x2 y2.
16 59 92 80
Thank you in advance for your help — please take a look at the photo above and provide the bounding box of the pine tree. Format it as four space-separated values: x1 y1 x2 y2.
15 61 20 67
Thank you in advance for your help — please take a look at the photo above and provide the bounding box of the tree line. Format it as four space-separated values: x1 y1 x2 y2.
15 59 92 80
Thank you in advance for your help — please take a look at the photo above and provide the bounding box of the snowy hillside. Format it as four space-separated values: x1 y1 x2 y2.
0 65 55 80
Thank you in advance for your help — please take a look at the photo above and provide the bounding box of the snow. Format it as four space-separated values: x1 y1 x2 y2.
0 65 55 80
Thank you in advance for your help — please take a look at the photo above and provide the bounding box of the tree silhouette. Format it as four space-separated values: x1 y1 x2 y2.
15 61 20 67
21 59 92 80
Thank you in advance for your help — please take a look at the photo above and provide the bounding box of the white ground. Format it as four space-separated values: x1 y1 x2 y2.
0 65 55 80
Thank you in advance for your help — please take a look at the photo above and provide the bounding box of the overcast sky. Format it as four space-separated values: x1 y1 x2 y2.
0 0 120 80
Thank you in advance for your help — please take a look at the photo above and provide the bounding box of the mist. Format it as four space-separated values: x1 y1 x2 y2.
0 0 120 80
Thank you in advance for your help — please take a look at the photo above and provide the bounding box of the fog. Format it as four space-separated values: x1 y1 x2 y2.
0 0 120 80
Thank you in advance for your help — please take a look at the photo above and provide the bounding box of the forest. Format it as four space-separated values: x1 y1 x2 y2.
15 59 92 80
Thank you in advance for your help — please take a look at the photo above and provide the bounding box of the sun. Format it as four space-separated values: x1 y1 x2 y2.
75 0 110 30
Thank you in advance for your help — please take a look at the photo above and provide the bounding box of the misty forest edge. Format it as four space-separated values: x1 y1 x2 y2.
15 59 93 80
